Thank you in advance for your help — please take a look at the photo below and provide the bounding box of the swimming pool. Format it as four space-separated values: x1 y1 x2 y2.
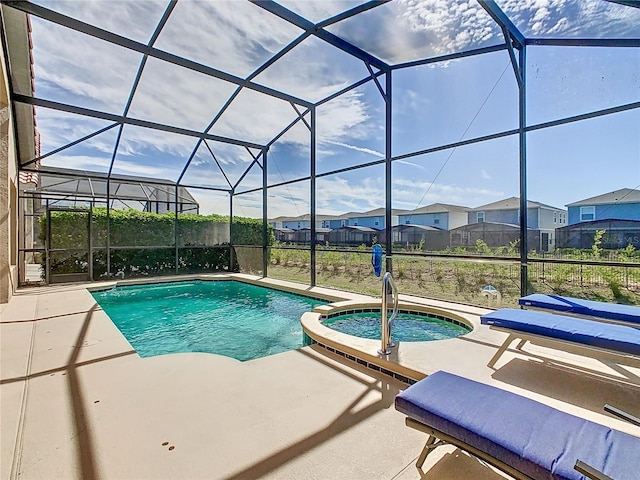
91 280 327 361
322 309 470 342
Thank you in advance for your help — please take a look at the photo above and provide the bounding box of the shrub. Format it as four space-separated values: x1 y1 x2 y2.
40 208 270 278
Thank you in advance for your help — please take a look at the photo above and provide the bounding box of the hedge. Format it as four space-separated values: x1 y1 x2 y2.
40 208 273 278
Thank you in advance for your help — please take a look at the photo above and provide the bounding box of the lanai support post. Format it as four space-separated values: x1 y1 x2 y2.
518 46 528 296
385 71 392 274
229 190 234 272
310 106 316 287
175 183 179 275
262 148 268 276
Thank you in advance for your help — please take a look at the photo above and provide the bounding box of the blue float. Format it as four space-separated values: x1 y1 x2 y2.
371 244 383 277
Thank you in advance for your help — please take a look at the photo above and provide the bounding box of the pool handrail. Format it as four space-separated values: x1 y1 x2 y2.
379 272 399 355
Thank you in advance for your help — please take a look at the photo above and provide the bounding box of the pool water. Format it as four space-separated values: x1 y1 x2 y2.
323 312 469 342
91 280 326 361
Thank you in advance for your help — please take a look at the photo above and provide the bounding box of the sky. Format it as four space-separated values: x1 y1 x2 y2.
26 0 640 219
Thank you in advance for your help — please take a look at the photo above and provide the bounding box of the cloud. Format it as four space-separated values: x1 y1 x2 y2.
155 0 303 79
31 18 144 114
42 0 168 44
30 2 377 166
326 0 500 64
481 169 492 180
39 153 111 172
323 141 383 158
497 0 640 37
210 89 303 145
393 177 504 209
396 160 426 170
126 57 240 133
252 36 370 103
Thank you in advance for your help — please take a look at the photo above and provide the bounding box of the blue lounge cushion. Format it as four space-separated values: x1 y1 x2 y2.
481 308 640 356
519 294 640 325
395 371 640 480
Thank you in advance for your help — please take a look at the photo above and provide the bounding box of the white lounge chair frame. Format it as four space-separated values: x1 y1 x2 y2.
487 326 640 378
405 417 534 480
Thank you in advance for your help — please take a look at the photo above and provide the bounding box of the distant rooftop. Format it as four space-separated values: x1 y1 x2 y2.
469 197 563 211
566 188 640 207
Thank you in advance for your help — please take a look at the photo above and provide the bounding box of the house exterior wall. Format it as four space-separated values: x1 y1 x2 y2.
1 45 18 303
282 220 310 230
538 207 566 230
322 219 348 229
568 203 640 225
349 215 383 228
348 215 398 228
469 207 566 231
469 208 519 225
398 212 451 230
448 211 468 229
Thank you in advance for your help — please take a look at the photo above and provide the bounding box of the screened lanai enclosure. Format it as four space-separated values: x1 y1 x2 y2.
4 0 640 306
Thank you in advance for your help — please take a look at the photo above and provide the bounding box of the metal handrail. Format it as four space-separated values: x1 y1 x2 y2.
378 272 399 355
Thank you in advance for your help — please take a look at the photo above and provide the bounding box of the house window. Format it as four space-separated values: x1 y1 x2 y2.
477 212 485 223
553 212 557 224
297 222 301 228
405 220 410 224
580 206 595 222
374 221 379 226
434 218 440 225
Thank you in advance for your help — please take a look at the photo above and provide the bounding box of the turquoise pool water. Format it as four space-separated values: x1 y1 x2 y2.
91 280 326 361
322 311 469 342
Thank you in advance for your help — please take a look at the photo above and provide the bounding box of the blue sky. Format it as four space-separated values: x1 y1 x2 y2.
27 0 640 219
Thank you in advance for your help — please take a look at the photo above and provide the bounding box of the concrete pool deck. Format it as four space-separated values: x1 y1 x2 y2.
2 274 639 479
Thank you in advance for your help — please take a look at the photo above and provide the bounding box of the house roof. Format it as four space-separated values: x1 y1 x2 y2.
269 213 338 223
349 207 408 218
566 188 640 207
469 197 562 211
334 225 378 232
557 218 640 229
401 203 469 215
450 221 534 231
392 224 443 231
298 227 332 233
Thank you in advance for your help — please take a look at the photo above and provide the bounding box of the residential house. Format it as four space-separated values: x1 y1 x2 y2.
467 197 567 252
320 213 352 229
558 188 640 249
566 188 640 225
345 208 407 229
397 203 468 230
269 214 338 230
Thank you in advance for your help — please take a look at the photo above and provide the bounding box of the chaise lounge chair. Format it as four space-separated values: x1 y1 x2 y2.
519 294 640 327
480 308 640 370
395 370 640 480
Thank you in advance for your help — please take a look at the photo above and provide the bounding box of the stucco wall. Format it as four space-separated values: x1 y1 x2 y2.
0 38 18 304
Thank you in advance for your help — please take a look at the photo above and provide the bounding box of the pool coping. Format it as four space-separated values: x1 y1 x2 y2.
302 300 481 383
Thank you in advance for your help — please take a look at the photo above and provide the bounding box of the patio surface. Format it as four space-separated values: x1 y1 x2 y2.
2 274 640 480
